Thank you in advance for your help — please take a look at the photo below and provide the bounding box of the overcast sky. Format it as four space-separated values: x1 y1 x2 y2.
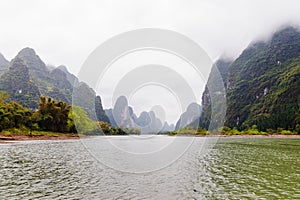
0 0 300 124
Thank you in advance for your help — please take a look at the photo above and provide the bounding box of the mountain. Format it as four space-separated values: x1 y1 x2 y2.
105 95 167 133
111 96 136 128
200 26 300 131
95 95 110 123
0 53 9 76
175 102 202 130
15 48 73 103
161 122 175 132
105 109 117 127
0 47 109 123
134 110 164 133
0 57 40 109
199 59 232 130
57 65 79 86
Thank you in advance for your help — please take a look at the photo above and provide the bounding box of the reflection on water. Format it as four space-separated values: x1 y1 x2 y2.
0 137 299 199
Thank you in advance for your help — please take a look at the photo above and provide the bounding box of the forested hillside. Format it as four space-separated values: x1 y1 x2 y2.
200 27 300 132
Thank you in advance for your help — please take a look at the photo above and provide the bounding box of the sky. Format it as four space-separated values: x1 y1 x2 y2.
0 0 300 124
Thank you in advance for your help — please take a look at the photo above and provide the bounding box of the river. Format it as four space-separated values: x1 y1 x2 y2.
0 136 299 199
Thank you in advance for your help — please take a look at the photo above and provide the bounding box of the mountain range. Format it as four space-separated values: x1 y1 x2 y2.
105 96 174 133
0 47 109 123
1 25 299 133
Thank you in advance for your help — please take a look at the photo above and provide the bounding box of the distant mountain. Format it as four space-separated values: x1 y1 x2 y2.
110 96 136 128
0 53 9 76
105 95 168 133
175 102 202 130
161 122 175 132
105 109 117 127
200 26 300 131
0 47 109 123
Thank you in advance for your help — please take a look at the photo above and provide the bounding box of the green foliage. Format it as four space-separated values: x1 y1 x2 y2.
0 92 34 132
168 126 208 136
35 96 71 132
201 27 300 133
122 127 141 135
220 125 295 135
69 106 98 134
98 121 111 134
295 124 300 134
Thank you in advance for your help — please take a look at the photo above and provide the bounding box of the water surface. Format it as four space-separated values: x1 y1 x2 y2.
0 137 299 199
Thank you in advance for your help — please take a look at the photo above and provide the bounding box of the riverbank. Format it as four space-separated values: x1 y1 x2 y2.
171 134 300 138
0 132 80 143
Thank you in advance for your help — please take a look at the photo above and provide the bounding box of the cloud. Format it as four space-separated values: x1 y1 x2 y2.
0 0 300 123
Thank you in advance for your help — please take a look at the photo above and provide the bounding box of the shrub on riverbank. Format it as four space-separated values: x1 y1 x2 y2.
168 125 299 136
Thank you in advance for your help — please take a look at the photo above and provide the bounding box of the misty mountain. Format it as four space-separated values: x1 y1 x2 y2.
0 47 109 123
110 96 136 128
0 53 9 76
161 122 175 132
105 95 170 133
175 102 202 130
199 59 232 130
200 26 300 131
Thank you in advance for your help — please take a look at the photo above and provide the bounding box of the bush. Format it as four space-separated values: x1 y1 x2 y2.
280 130 295 135
295 124 300 134
221 126 232 135
266 128 276 134
196 127 208 135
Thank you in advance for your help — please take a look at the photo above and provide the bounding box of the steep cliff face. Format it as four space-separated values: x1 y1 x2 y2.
200 26 300 131
199 59 232 130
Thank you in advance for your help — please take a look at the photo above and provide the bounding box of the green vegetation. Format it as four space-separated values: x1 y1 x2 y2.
220 125 298 135
168 124 298 136
0 47 110 124
200 27 300 133
0 92 140 136
0 92 75 134
98 121 141 135
168 126 208 136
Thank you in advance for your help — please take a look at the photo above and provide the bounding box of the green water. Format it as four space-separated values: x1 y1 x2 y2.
204 138 300 199
0 137 299 199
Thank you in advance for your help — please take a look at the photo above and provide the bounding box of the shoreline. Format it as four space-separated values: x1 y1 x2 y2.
1 133 300 143
172 134 300 139
0 133 80 143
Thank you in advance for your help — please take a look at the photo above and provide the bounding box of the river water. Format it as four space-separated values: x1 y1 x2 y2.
0 136 299 199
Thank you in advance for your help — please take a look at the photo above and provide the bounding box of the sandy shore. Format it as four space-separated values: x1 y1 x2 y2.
0 134 80 143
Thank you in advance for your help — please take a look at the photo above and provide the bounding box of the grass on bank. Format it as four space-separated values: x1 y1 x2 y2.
168 125 300 136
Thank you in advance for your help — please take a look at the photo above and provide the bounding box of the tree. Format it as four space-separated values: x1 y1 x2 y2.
98 121 111 134
69 106 98 134
36 96 71 132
